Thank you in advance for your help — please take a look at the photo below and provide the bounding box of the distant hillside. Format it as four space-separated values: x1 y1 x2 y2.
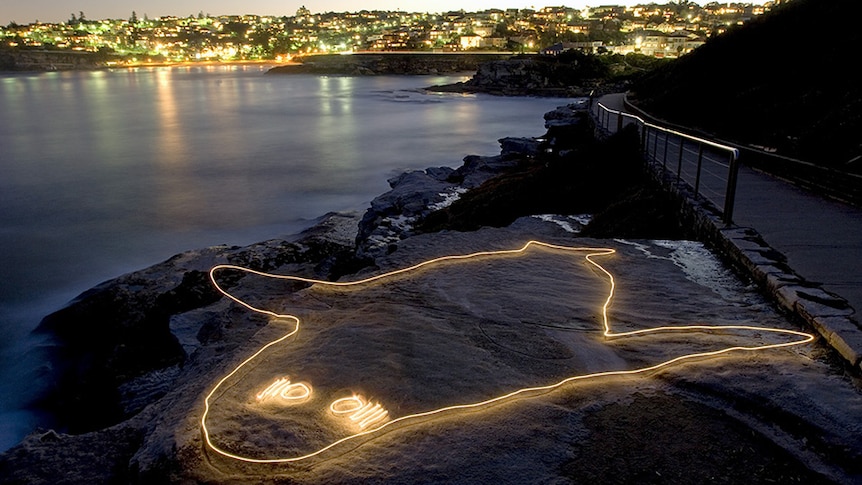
629 0 861 171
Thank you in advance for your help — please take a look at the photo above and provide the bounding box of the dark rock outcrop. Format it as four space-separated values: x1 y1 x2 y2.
267 53 511 76
0 48 109 71
416 122 672 236
352 100 676 255
543 101 591 128
355 134 552 256
33 212 365 434
427 51 628 97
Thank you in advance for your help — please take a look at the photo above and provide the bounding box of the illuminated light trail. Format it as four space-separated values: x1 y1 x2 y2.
256 378 312 402
330 395 390 429
201 240 815 464
330 396 365 414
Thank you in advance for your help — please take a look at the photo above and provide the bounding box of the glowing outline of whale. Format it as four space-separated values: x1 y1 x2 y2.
201 240 814 464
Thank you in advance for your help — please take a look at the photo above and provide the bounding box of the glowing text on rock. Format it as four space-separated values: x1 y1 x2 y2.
256 377 312 402
330 395 390 429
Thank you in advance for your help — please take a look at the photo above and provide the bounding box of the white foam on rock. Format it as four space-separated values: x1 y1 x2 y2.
429 187 469 211
531 214 592 233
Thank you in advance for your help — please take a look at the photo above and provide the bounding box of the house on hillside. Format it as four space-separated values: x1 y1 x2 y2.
631 29 704 57
541 41 604 55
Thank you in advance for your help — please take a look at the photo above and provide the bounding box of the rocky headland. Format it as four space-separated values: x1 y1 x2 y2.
266 51 633 98
31 99 659 437
425 51 631 97
266 53 511 76
0 48 110 71
1 101 860 484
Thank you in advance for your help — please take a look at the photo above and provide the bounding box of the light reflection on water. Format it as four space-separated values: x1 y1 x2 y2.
0 65 572 450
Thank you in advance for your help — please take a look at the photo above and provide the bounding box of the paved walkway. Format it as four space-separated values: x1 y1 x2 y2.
733 166 862 319
595 93 862 367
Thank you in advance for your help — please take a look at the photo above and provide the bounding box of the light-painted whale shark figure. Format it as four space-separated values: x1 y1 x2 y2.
201 240 813 464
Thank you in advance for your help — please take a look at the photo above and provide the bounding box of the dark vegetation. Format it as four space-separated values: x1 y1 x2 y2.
419 119 688 240
582 49 672 82
630 0 862 172
492 49 660 87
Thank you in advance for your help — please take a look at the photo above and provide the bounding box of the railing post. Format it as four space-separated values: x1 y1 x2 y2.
662 131 670 173
694 144 705 198
723 151 740 224
589 101 741 226
640 124 648 155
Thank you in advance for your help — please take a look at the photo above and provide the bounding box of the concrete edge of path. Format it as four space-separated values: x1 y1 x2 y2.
655 170 862 373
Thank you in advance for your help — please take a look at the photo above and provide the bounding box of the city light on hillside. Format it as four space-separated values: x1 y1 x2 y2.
1 3 775 61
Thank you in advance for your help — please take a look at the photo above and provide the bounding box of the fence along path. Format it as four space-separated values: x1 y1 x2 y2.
592 95 740 224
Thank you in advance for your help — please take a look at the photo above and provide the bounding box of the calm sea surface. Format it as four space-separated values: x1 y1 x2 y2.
0 64 573 449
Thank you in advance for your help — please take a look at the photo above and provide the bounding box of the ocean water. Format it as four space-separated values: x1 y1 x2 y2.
0 65 574 450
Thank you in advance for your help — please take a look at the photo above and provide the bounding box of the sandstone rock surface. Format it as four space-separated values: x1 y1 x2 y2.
2 103 860 485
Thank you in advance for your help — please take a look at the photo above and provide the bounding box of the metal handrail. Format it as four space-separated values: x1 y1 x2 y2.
593 102 741 224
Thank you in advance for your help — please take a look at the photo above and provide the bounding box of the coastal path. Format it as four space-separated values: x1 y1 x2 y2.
593 93 862 372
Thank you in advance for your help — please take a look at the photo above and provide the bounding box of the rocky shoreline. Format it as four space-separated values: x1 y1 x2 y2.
27 100 604 435
0 101 639 480
267 52 631 98
2 100 860 484
3 51 627 101
0 49 109 71
425 52 630 98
